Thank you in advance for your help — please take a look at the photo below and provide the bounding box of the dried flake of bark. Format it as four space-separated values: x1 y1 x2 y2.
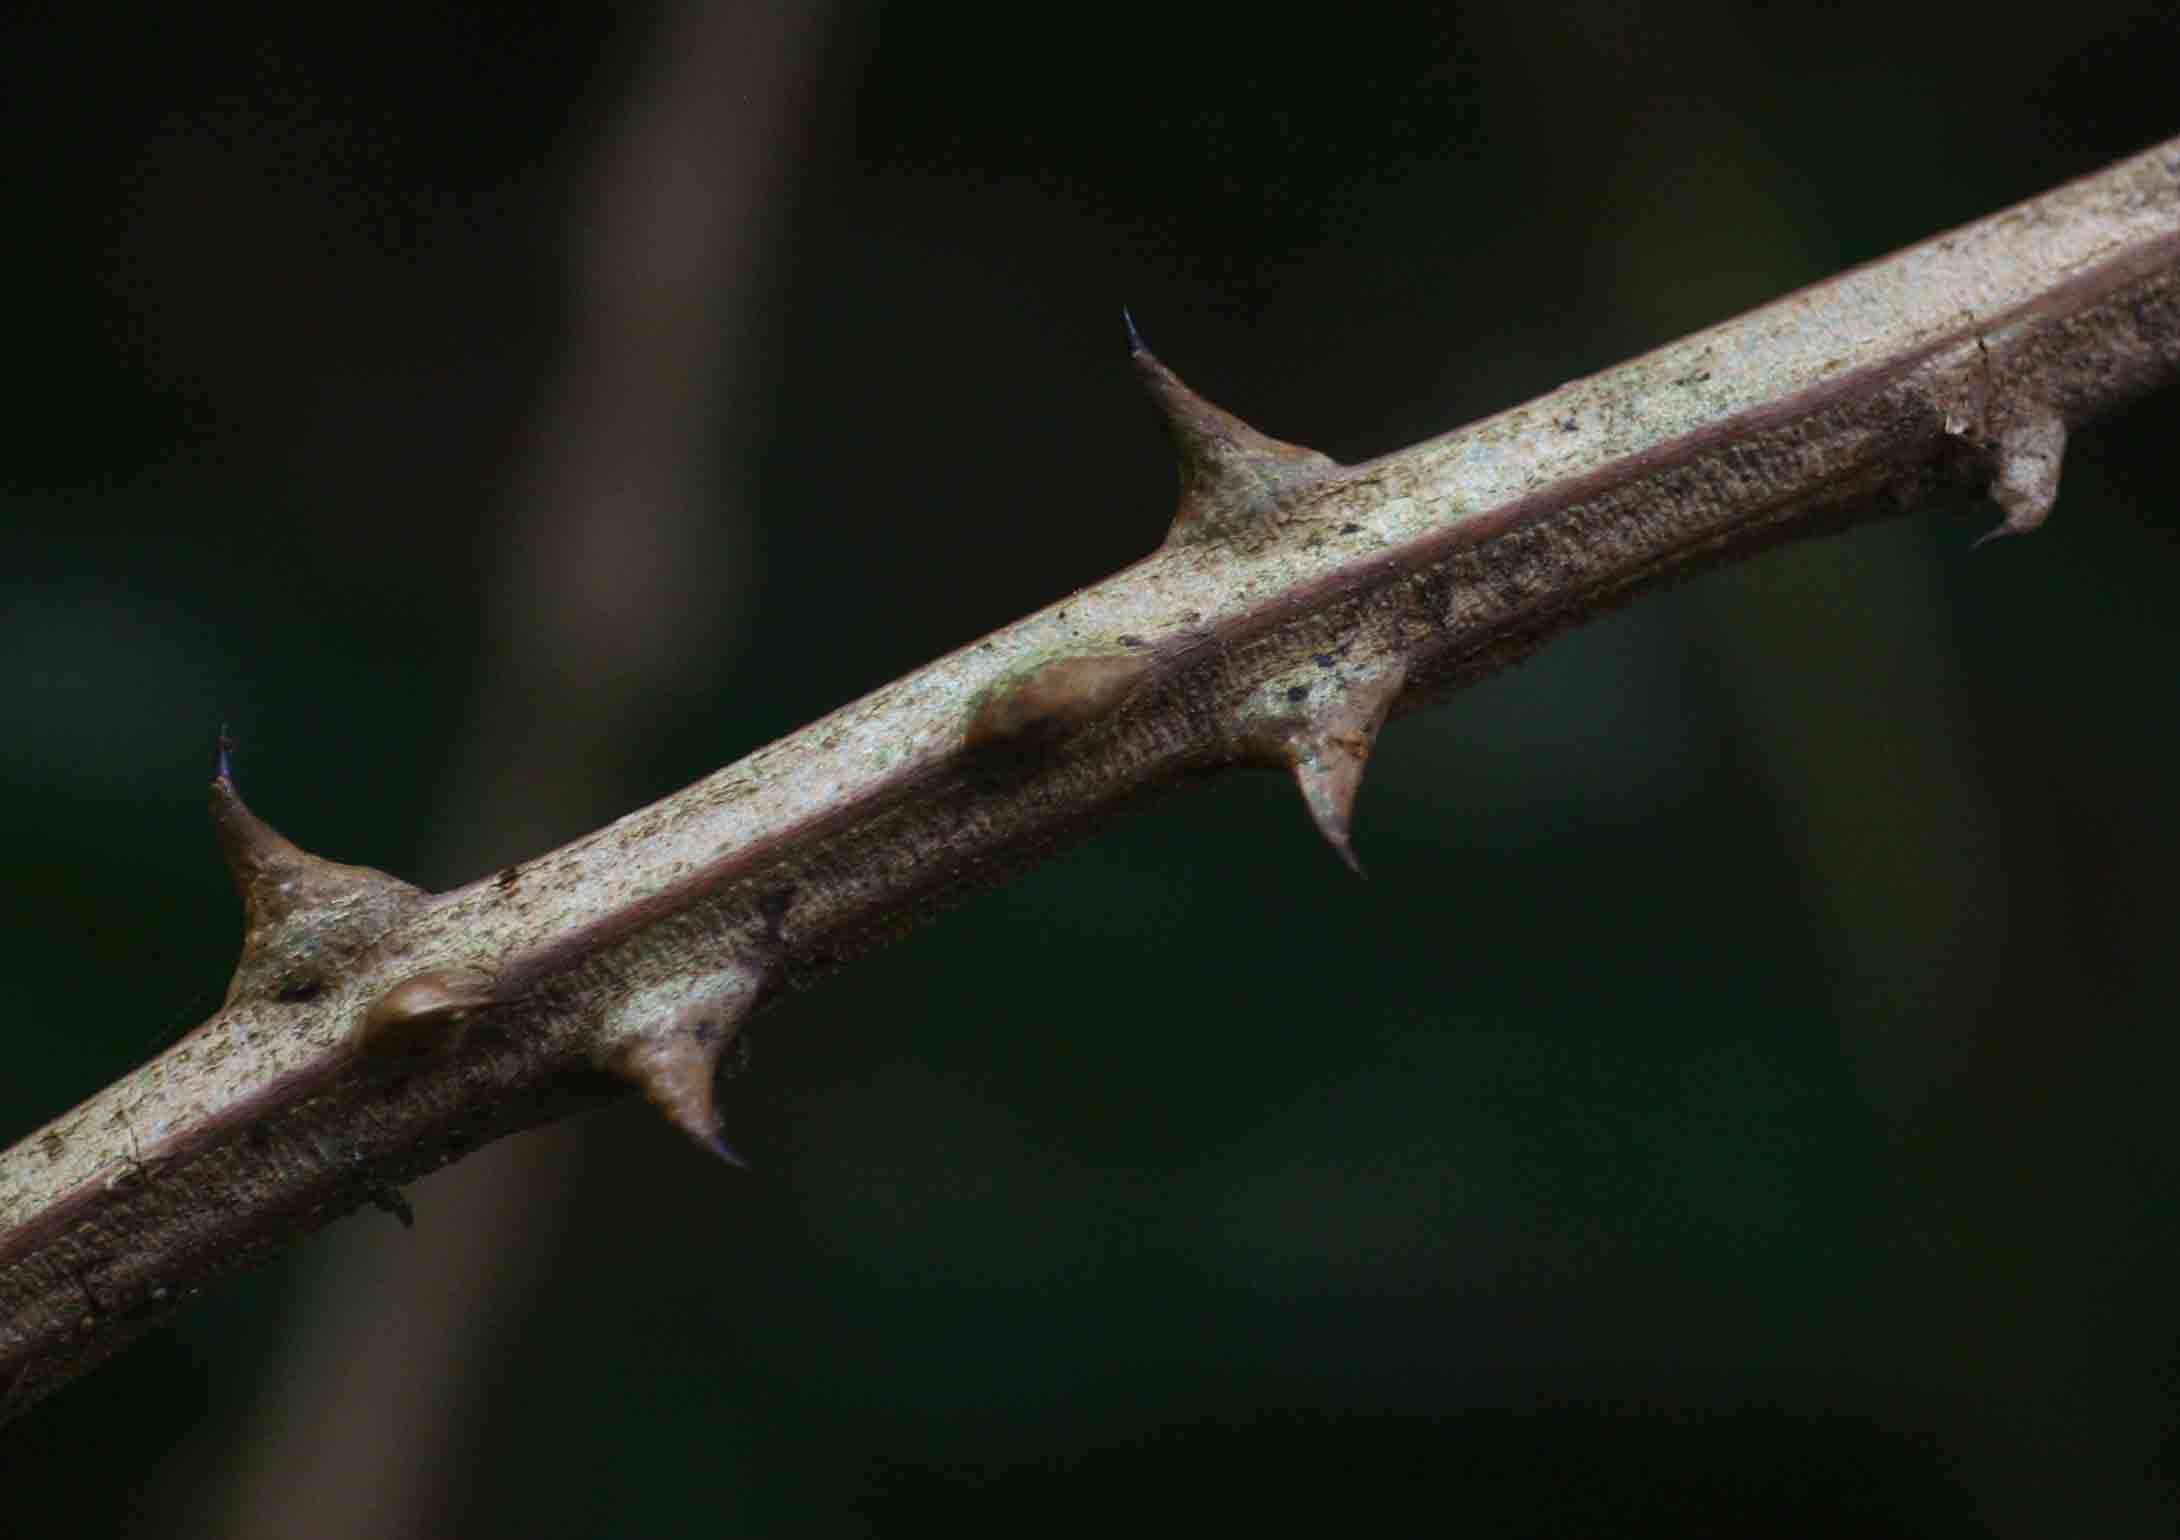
1128 312 1343 549
353 969 500 1061
963 648 1161 752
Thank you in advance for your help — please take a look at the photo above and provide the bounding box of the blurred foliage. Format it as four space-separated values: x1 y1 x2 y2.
3 1 2178 1535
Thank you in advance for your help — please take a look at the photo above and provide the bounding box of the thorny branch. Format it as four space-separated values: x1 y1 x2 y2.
6 137 2180 1421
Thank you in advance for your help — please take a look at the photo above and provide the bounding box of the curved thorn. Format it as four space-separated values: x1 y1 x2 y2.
1282 660 1406 878
210 759 410 929
611 1030 742 1167
599 969 761 1167
1129 334 1340 548
1294 749 1371 878
1976 405 2065 546
209 766 318 922
1122 305 1146 355
207 743 424 1006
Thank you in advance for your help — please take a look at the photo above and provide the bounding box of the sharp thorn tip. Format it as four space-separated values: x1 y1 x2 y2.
1122 305 1145 355
611 1025 749 1168
1313 814 1366 878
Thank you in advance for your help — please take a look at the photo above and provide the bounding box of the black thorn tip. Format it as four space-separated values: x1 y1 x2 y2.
1122 305 1145 356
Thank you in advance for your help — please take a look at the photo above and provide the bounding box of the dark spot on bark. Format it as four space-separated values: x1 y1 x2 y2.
1341 523 1361 534
71 1264 109 1316
1415 565 1458 631
758 886 797 938
1117 634 1146 648
495 865 522 890
277 978 325 1004
39 1131 65 1162
1313 653 1335 668
1286 685 1309 703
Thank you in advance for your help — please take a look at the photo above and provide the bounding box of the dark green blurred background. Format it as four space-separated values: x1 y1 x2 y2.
4 2 2177 1535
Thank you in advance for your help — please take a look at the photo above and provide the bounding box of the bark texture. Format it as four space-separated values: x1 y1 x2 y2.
5 136 2179 1421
